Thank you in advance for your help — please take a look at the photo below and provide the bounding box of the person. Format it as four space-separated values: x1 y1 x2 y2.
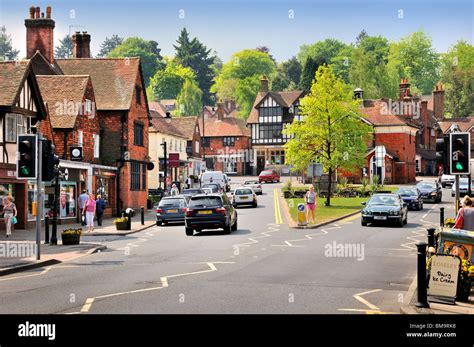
78 190 89 226
170 184 180 197
3 197 17 238
453 195 474 231
186 176 193 189
305 185 317 224
95 195 106 227
83 193 96 232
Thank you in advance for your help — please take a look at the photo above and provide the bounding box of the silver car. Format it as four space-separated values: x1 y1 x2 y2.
242 180 263 195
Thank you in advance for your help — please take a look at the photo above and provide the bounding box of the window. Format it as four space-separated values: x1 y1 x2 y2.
130 162 140 190
5 114 17 142
85 99 92 115
223 137 235 147
270 150 285 165
134 123 144 146
259 124 282 140
202 137 210 147
93 134 100 158
78 130 83 146
142 163 147 190
136 86 142 105
195 140 200 154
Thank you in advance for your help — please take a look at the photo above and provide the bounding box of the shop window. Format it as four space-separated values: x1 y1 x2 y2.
131 162 141 190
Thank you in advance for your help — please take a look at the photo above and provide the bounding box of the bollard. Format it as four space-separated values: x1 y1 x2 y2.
415 242 430 308
141 206 145 225
44 216 50 244
51 217 57 245
440 207 444 227
427 228 435 248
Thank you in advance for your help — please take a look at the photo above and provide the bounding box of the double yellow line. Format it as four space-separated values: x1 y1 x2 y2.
274 188 283 224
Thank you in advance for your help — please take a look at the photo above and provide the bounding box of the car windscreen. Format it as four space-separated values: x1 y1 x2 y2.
417 183 435 189
368 196 400 206
261 171 272 175
235 189 253 195
182 189 203 195
159 199 185 207
189 196 223 207
244 181 258 185
397 189 417 196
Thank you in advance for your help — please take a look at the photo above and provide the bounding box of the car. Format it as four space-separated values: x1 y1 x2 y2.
440 174 455 188
231 187 257 208
181 188 205 198
451 177 472 197
201 183 221 193
156 196 187 226
201 187 213 194
200 171 227 191
361 194 408 227
184 193 237 235
242 180 263 195
259 170 280 183
223 173 231 192
395 187 423 210
416 181 442 203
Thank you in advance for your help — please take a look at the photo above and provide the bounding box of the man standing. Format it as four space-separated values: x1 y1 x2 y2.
78 190 89 226
186 176 193 189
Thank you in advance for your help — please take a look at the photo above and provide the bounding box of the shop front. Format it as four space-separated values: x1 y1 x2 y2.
92 165 117 217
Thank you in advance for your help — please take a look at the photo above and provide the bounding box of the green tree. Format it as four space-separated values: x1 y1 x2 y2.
0 26 19 60
54 35 72 59
441 41 474 118
174 28 215 105
284 65 372 206
97 35 123 57
108 37 164 85
175 79 204 116
272 57 302 91
212 49 275 118
149 58 196 101
299 56 320 90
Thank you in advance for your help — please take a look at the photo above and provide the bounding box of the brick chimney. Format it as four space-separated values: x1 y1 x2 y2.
433 82 445 120
72 31 91 58
260 75 269 93
399 78 411 99
25 6 55 63
217 101 225 121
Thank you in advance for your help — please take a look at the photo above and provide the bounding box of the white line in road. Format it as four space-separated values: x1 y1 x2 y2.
271 224 341 247
353 289 381 311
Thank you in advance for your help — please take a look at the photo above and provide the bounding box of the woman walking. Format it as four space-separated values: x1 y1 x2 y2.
3 197 17 238
305 185 317 224
83 193 96 232
454 196 474 231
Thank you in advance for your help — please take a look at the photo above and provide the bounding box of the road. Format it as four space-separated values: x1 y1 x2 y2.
0 177 455 314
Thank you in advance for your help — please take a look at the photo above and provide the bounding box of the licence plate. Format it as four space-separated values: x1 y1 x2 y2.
167 209 178 213
198 210 212 215
373 216 387 220
240 196 248 200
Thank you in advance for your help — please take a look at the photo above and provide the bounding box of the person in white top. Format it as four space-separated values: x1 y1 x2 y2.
170 184 180 196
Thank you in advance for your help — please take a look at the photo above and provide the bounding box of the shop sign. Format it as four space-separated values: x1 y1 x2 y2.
70 146 83 161
169 153 180 168
428 254 461 304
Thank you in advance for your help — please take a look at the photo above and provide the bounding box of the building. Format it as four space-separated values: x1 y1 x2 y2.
200 102 251 175
172 116 204 176
247 76 306 175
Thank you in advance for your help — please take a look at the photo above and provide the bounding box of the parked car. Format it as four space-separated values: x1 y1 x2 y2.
200 171 227 191
451 177 472 197
156 196 187 226
416 181 442 203
395 187 423 210
185 193 237 235
242 180 263 195
259 170 280 183
361 194 408 227
440 174 455 188
223 173 231 192
231 187 257 208
201 183 221 193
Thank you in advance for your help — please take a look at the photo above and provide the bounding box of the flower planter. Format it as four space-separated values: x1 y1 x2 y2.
115 222 129 230
61 233 80 245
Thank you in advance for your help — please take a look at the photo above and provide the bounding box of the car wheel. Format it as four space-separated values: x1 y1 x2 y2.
163 221 168 226
156 221 162 226
397 218 404 227
185 228 194 236
361 220 368 226
252 202 257 208
403 214 408 225
231 218 237 231
419 202 423 210
276 180 280 183
223 223 232 234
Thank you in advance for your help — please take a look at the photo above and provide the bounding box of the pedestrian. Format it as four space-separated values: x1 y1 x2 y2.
186 176 193 189
78 190 89 226
2 197 17 238
305 185 317 224
83 193 96 232
170 183 180 196
454 196 474 231
95 194 106 227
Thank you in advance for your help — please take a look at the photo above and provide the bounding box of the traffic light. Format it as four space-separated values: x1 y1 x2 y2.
16 134 38 179
436 135 449 172
42 140 60 182
449 132 471 175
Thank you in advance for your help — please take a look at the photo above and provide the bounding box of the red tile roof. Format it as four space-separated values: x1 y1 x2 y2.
150 117 188 138
172 116 199 140
0 60 30 106
361 99 419 128
200 115 250 137
437 117 474 133
149 101 167 117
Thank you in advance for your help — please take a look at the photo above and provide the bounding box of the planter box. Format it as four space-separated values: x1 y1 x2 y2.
61 233 80 245
115 222 129 230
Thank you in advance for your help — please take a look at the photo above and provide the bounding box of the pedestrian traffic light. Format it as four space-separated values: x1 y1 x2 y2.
16 134 38 179
449 132 470 175
42 140 60 182
436 135 449 173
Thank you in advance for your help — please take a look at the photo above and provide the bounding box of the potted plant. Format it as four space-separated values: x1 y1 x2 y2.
61 228 82 245
114 215 129 230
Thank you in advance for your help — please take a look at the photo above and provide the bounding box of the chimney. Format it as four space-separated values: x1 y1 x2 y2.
399 78 411 99
217 101 225 121
25 6 55 63
260 75 269 93
165 112 172 118
433 82 445 120
72 31 91 58
353 87 364 100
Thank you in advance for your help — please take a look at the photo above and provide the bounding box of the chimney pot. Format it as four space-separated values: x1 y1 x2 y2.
217 101 225 121
35 7 40 19
46 6 51 18
41 12 44 18
260 75 269 93
29 6 35 19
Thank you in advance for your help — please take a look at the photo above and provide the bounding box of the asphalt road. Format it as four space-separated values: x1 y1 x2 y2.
0 177 455 314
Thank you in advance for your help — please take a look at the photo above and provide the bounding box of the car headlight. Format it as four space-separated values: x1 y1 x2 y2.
430 192 437 196
390 210 400 216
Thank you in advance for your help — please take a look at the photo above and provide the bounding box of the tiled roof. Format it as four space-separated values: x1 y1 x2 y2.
247 90 305 124
149 101 167 117
361 99 419 127
36 75 90 128
55 58 141 110
0 60 30 106
171 116 199 140
150 117 188 138
437 117 474 133
200 115 250 137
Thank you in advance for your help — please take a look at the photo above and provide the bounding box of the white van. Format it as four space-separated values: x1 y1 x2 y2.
200 171 228 191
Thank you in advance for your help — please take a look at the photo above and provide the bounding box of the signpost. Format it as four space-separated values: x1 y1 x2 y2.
428 254 461 304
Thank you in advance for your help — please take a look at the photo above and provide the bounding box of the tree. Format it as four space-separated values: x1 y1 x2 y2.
174 28 216 105
212 49 275 118
108 37 165 85
175 79 204 116
97 35 123 57
441 41 474 118
284 65 372 206
256 46 276 65
0 26 19 60
299 57 321 90
149 58 196 101
54 35 73 59
272 57 302 91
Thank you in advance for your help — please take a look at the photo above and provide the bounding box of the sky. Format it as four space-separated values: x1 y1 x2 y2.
1 0 473 62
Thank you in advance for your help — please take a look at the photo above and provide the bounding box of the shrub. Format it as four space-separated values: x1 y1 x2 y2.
62 228 82 235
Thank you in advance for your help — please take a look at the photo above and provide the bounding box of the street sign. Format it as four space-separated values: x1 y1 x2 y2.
428 254 461 304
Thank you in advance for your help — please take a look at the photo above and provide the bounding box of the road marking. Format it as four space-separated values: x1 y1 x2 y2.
353 289 381 311
338 308 396 314
271 223 341 247
400 228 426 250
274 189 283 224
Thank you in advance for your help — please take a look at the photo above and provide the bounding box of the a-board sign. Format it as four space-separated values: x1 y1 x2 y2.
428 254 461 304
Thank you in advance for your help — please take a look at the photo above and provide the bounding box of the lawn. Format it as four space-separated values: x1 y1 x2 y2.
285 196 368 225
